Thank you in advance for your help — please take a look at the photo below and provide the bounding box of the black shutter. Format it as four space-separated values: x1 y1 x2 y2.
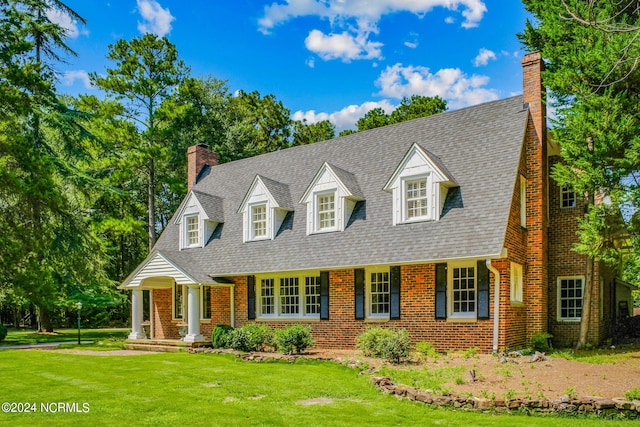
390 266 401 320
320 271 330 320
247 275 256 320
477 261 490 320
354 268 365 320
435 263 447 319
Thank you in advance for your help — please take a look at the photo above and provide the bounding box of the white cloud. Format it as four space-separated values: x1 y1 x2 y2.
136 0 175 36
444 16 455 24
46 8 88 39
375 63 498 109
404 41 418 49
473 48 496 67
259 1 487 61
293 100 395 132
305 29 382 61
259 1 487 33
61 70 92 89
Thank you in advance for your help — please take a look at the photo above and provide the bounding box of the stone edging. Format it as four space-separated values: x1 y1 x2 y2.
372 376 640 419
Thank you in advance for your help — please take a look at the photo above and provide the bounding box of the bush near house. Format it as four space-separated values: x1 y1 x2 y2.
227 323 273 352
211 324 234 348
274 324 314 354
356 327 411 363
530 332 553 353
0 324 7 342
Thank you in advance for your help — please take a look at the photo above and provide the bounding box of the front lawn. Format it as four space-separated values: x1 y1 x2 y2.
0 350 628 426
0 328 128 346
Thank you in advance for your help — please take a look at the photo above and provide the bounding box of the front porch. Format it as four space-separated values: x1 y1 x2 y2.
125 338 212 353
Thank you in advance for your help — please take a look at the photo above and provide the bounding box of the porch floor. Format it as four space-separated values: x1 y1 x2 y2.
125 338 211 353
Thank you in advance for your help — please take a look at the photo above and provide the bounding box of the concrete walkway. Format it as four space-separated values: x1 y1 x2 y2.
0 341 94 350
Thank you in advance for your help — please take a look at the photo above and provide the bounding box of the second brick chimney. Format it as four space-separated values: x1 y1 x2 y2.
187 144 219 192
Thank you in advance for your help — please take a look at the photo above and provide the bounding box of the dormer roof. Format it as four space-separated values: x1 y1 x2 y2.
175 190 224 224
383 142 457 192
299 162 365 204
237 175 293 213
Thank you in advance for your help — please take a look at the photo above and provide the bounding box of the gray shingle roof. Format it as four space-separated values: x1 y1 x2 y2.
326 163 365 200
150 96 527 282
258 175 293 210
191 190 224 223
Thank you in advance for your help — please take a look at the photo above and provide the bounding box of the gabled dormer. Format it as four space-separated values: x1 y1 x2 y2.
383 143 456 225
175 190 224 250
299 162 364 235
238 175 293 242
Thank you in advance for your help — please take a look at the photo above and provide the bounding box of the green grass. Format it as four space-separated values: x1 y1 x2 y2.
550 344 640 364
0 328 128 346
0 350 629 426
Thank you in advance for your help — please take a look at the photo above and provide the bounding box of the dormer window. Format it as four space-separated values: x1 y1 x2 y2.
384 143 456 225
405 177 428 220
317 192 336 231
239 175 293 242
300 163 364 235
186 215 200 247
251 204 268 239
176 190 224 250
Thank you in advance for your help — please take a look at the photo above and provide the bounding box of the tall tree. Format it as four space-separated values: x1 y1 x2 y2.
91 34 189 251
292 119 335 145
521 0 640 347
352 95 447 133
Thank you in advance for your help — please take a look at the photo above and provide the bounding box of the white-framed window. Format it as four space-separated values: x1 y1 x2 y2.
251 204 267 239
557 276 584 321
449 263 476 318
405 177 428 220
257 273 320 318
560 186 576 208
316 192 336 231
510 262 523 303
367 267 390 318
201 286 212 320
173 284 185 320
185 214 200 247
520 175 527 228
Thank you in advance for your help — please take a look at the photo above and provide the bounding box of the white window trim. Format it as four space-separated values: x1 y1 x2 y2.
366 266 391 320
402 175 430 223
249 202 269 241
560 186 576 208
256 272 321 319
184 214 201 248
510 262 523 304
172 284 186 321
314 190 338 233
520 175 527 228
557 276 584 322
201 286 212 321
447 261 477 319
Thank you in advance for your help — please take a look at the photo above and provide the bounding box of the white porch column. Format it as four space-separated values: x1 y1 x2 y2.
128 289 146 339
184 284 204 343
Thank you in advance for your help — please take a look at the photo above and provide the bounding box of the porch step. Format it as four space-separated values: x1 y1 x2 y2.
125 343 186 353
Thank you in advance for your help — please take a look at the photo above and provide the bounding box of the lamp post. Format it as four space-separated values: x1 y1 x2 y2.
76 302 82 345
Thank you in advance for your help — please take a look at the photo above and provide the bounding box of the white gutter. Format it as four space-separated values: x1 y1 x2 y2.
486 259 500 352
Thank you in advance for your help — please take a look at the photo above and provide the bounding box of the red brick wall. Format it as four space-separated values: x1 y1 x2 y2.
187 144 219 192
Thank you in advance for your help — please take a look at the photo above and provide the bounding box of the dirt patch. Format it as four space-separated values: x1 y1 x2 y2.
297 397 335 406
302 349 640 400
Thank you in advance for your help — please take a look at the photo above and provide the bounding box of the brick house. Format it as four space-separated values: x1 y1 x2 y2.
120 52 634 352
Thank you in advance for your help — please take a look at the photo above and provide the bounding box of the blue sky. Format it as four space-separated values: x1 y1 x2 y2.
54 0 531 131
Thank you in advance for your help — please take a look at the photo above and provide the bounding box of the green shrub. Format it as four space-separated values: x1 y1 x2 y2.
211 325 234 348
415 341 440 360
0 324 6 342
274 324 314 354
530 332 553 353
227 323 273 352
625 387 640 401
356 327 411 363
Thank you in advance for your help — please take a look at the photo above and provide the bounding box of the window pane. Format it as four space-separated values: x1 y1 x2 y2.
202 286 211 319
559 278 583 320
452 266 476 315
261 279 274 315
187 216 199 245
318 194 335 229
280 277 300 315
174 285 183 319
370 272 390 314
252 205 267 237
406 178 427 218
305 276 320 315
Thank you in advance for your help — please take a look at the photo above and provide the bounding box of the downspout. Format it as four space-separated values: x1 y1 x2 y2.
486 259 500 352
230 284 236 328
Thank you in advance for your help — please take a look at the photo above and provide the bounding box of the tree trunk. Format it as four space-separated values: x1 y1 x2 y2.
148 158 156 252
576 256 594 349
37 304 54 333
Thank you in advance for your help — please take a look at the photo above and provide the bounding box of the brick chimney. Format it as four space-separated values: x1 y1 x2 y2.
187 144 219 192
521 52 548 339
